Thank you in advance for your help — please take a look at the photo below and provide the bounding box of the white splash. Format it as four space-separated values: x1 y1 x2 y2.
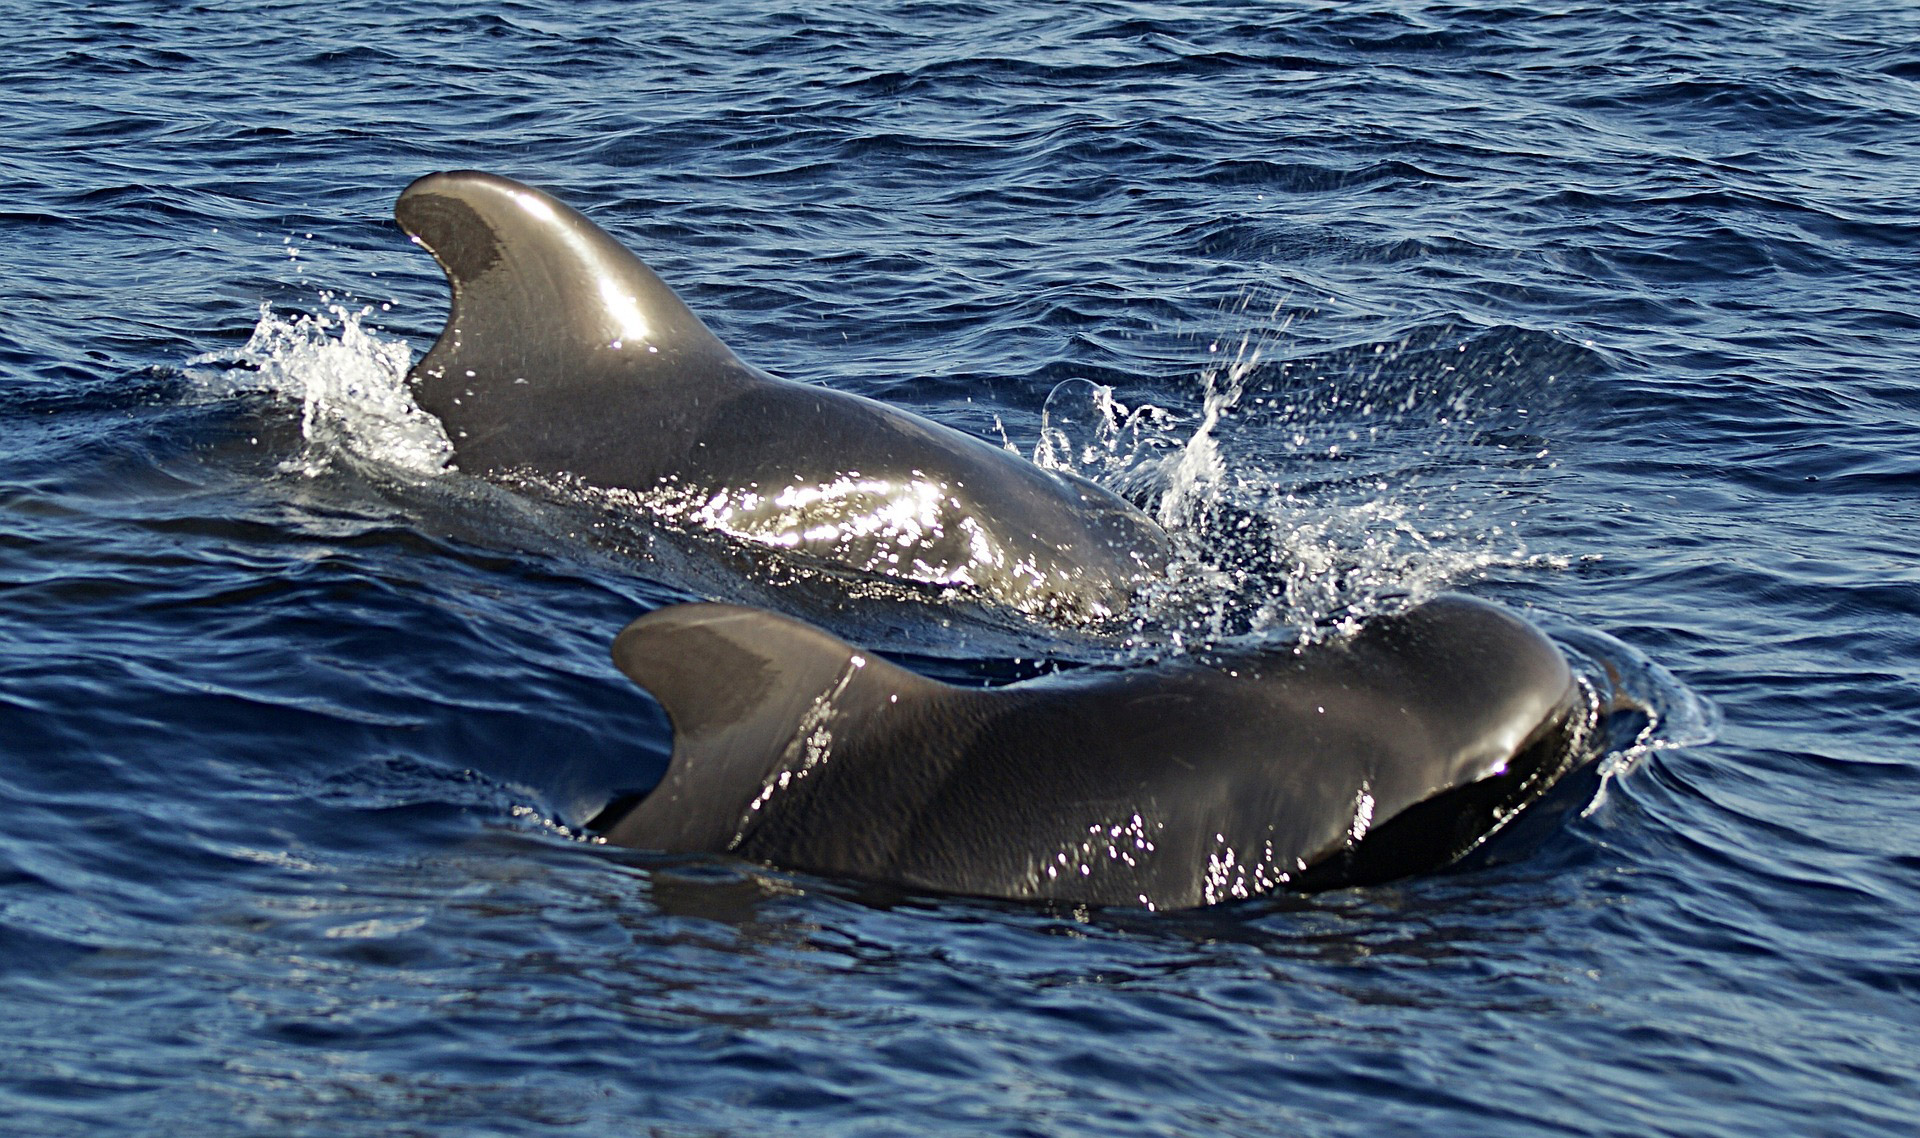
187 299 452 478
1031 313 1566 648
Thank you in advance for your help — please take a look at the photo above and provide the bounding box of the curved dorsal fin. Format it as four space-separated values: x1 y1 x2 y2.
604 603 943 852
394 171 754 470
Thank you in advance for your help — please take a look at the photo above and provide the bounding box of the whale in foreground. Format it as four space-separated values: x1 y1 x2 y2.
395 171 1169 620
595 595 1597 909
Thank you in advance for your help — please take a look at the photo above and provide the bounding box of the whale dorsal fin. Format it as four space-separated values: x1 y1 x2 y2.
394 171 755 472
603 603 945 853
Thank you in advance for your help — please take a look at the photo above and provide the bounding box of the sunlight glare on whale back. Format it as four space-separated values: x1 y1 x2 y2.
508 188 557 224
566 469 1047 601
599 276 652 349
506 187 653 349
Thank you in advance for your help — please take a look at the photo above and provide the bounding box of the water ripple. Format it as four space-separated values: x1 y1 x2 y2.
4 1 1919 1135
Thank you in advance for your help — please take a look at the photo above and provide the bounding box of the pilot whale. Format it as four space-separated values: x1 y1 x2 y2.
395 171 1169 620
594 595 1597 909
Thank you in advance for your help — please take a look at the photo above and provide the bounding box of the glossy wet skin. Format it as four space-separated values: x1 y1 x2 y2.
604 595 1594 910
396 171 1168 619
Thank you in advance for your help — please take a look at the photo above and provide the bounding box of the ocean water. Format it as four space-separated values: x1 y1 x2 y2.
3 1 1917 1134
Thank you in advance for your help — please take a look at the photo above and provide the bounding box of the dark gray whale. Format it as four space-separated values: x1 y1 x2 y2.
395 171 1168 620
597 595 1596 909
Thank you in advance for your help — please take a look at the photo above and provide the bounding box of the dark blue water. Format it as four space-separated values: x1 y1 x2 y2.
4 2 1917 1134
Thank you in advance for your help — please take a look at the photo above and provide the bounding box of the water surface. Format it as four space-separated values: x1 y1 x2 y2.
3 2 1917 1135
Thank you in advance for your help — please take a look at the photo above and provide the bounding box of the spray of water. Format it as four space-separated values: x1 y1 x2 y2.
186 299 452 478
1032 301 1569 649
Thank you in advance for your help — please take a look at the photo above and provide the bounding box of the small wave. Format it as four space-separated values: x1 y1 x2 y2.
1547 621 1723 814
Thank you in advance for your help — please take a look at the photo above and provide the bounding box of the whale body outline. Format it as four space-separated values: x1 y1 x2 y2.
395 170 1170 620
596 594 1597 910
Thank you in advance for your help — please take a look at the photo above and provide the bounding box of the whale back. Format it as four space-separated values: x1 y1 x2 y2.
395 170 757 477
602 597 1592 908
395 171 1171 617
603 603 961 860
